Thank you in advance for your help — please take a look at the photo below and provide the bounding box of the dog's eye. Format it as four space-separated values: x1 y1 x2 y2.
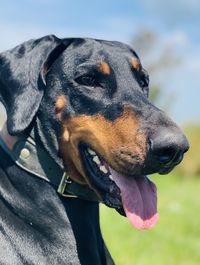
139 71 149 88
138 70 149 97
140 77 148 87
76 75 96 86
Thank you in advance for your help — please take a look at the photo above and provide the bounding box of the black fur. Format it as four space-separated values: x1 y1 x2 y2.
0 147 111 265
0 35 188 264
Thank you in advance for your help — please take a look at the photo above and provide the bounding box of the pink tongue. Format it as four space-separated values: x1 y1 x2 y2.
109 167 159 230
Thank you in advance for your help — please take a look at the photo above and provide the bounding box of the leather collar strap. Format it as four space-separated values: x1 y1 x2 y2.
0 130 100 202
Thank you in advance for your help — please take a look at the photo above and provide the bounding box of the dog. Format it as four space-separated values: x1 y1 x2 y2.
0 35 189 265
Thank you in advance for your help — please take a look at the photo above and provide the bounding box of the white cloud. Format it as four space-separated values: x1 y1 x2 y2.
175 0 200 10
141 0 200 12
0 23 50 51
0 16 138 52
140 0 200 26
162 30 189 47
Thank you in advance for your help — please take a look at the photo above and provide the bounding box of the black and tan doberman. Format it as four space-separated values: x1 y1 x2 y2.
0 35 189 265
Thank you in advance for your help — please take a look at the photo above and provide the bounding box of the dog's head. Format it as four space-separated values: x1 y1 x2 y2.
0 35 189 229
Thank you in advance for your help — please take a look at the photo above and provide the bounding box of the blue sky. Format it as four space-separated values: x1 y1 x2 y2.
0 0 199 125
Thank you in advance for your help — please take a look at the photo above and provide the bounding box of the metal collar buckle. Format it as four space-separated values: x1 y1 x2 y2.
57 173 78 198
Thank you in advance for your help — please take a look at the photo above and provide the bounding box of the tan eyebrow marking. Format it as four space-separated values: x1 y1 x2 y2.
131 57 141 71
55 95 67 120
98 62 110 75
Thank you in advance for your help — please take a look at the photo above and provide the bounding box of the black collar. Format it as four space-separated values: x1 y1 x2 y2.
0 125 99 202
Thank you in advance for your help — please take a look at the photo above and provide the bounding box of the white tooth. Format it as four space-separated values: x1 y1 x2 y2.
93 156 101 165
88 148 96 156
100 165 108 174
109 174 113 181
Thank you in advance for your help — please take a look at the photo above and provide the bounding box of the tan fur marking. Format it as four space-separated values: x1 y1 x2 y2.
98 62 110 75
58 106 146 187
63 129 69 142
55 95 67 120
131 57 141 71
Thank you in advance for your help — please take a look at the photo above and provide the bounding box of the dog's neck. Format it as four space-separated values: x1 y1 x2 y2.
0 123 19 150
0 122 99 201
0 120 62 167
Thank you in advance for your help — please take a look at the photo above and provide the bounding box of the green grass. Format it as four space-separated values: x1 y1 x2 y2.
100 174 200 265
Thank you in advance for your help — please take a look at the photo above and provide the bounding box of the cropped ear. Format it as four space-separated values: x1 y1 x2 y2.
0 35 71 135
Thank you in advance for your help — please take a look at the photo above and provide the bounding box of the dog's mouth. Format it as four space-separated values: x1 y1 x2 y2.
79 144 159 230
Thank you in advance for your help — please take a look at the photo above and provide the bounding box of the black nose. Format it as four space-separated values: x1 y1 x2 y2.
150 128 189 166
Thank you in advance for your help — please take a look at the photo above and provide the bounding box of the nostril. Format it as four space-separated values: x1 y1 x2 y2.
149 129 189 167
175 152 184 164
154 146 177 164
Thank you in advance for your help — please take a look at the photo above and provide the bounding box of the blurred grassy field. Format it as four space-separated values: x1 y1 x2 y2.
100 174 200 265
